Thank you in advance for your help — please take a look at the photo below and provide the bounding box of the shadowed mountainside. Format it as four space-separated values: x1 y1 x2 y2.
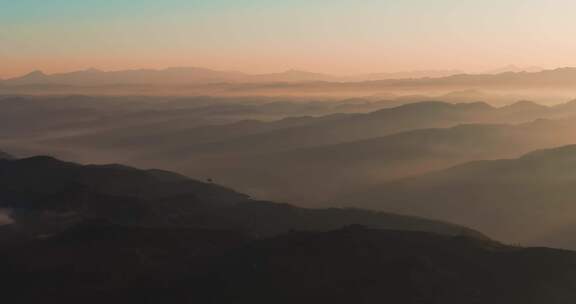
0 154 481 239
0 223 575 303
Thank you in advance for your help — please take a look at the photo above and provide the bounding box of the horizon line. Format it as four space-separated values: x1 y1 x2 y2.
2 64 567 81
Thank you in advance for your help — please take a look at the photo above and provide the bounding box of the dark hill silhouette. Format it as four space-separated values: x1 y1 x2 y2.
0 220 250 303
342 144 576 249
0 151 574 302
2 222 575 303
0 154 481 238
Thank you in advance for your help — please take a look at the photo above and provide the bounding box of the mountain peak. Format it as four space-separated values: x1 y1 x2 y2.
23 70 47 78
7 70 50 84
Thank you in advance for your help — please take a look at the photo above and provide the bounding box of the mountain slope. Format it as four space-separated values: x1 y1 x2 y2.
343 144 576 249
0 154 481 238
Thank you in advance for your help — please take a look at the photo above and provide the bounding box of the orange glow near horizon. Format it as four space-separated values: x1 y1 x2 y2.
3 0 576 78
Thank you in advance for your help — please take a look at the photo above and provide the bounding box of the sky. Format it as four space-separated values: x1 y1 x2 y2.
2 0 576 78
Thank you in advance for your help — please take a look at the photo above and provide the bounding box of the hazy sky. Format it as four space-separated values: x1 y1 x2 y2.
2 0 576 78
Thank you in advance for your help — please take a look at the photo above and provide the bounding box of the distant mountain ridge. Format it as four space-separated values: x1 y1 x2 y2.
343 69 464 81
2 66 573 87
337 67 576 90
0 67 336 86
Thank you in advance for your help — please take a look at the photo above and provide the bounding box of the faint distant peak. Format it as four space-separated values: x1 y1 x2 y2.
22 70 47 78
503 100 546 110
5 70 51 84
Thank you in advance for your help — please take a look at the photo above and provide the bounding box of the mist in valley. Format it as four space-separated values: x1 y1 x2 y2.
4 78 576 247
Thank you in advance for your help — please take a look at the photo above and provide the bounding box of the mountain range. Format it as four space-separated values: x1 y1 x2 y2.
106 100 576 203
0 67 335 86
0 66 558 87
8 98 576 207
